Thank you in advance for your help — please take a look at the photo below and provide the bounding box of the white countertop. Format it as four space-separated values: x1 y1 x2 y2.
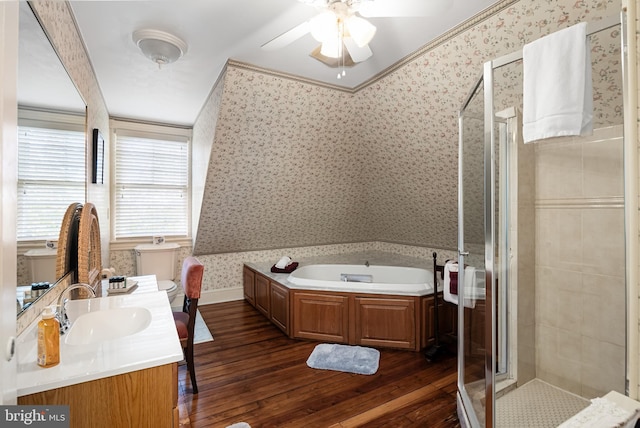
17 276 183 397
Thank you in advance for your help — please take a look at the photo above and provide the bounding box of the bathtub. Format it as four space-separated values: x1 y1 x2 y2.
286 264 434 296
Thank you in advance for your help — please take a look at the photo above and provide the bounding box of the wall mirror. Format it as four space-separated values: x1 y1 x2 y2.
16 2 87 317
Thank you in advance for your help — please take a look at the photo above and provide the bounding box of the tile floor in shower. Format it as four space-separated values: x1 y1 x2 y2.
496 379 589 427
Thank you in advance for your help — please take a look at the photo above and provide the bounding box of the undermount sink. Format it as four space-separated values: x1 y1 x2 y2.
64 306 152 345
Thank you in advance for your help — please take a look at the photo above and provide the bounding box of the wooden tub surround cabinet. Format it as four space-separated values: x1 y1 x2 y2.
243 264 456 352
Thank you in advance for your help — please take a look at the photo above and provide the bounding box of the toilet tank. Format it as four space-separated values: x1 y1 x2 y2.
24 248 57 283
134 243 180 281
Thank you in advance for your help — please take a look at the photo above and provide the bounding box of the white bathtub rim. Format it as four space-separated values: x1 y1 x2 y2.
286 264 436 297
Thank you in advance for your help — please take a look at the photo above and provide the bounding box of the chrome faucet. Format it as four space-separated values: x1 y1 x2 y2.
57 283 96 334
365 260 370 267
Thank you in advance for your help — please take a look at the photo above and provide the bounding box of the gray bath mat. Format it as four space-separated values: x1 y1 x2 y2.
306 343 380 375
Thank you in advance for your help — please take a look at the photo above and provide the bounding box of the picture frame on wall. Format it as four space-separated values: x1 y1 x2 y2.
92 128 104 184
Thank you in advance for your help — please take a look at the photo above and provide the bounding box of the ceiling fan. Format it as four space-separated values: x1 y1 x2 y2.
262 0 451 76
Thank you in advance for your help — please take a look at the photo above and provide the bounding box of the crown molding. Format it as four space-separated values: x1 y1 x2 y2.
229 0 519 93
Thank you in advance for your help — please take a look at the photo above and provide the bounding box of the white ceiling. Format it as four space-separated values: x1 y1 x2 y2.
43 0 497 126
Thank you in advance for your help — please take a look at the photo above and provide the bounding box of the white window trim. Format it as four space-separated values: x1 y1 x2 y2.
109 119 192 243
17 108 87 249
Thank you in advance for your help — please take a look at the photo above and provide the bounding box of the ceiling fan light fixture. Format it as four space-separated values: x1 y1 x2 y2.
133 29 188 66
309 11 339 42
345 15 376 47
320 38 341 58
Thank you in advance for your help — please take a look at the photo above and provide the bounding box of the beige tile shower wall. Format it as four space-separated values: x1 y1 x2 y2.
516 135 536 385
535 126 625 398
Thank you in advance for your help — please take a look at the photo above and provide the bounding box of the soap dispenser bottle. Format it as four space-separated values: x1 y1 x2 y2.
37 305 60 368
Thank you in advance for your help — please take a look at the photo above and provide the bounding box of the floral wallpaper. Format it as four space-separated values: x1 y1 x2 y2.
192 71 226 240
194 70 368 254
194 0 620 256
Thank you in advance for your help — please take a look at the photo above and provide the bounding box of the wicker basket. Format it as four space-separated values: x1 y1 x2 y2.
77 202 102 296
56 202 83 279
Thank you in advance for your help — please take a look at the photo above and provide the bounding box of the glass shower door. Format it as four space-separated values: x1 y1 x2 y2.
457 70 492 427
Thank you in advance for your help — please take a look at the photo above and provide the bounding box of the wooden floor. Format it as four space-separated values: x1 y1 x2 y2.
177 300 461 428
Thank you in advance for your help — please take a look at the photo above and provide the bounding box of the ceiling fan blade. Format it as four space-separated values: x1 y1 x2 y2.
358 0 452 18
343 37 372 63
261 21 311 51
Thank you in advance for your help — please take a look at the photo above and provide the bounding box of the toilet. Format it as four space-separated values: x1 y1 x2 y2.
134 243 180 303
24 247 57 284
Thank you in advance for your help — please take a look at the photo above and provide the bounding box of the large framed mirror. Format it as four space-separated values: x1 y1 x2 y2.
16 2 87 316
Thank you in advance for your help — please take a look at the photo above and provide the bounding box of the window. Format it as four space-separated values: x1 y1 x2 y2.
113 122 190 239
17 111 86 241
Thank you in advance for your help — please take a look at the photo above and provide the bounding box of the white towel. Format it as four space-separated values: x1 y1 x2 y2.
558 397 635 428
443 262 478 309
443 261 458 305
275 256 292 269
522 22 592 143
462 266 479 309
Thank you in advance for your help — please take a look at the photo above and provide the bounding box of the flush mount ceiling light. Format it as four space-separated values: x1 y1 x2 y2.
132 29 188 67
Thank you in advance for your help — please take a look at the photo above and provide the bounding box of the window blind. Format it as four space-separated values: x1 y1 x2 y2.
17 126 86 241
114 134 189 239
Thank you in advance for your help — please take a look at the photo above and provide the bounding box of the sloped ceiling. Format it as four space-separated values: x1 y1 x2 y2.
192 0 622 255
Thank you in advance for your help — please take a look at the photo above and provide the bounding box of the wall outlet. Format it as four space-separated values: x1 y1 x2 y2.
153 236 165 245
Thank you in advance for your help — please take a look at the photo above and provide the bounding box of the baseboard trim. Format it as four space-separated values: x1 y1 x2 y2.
199 287 244 305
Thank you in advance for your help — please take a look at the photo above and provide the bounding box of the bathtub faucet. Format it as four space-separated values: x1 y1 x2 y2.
365 260 370 267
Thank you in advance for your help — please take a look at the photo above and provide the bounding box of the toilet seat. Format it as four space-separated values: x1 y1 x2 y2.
157 279 179 303
157 279 177 293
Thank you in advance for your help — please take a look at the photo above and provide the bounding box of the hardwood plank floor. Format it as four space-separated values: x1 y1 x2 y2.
177 300 460 428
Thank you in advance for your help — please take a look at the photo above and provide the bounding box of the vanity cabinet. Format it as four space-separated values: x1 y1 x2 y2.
19 362 178 428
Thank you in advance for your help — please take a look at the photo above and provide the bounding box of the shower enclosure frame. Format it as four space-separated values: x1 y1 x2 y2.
456 13 628 427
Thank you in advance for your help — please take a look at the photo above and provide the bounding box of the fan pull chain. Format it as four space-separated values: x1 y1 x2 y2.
337 20 346 79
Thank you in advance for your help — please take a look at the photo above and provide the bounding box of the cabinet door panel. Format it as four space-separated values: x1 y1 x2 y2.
292 292 349 343
270 281 289 334
255 274 270 317
355 297 416 350
243 266 255 305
